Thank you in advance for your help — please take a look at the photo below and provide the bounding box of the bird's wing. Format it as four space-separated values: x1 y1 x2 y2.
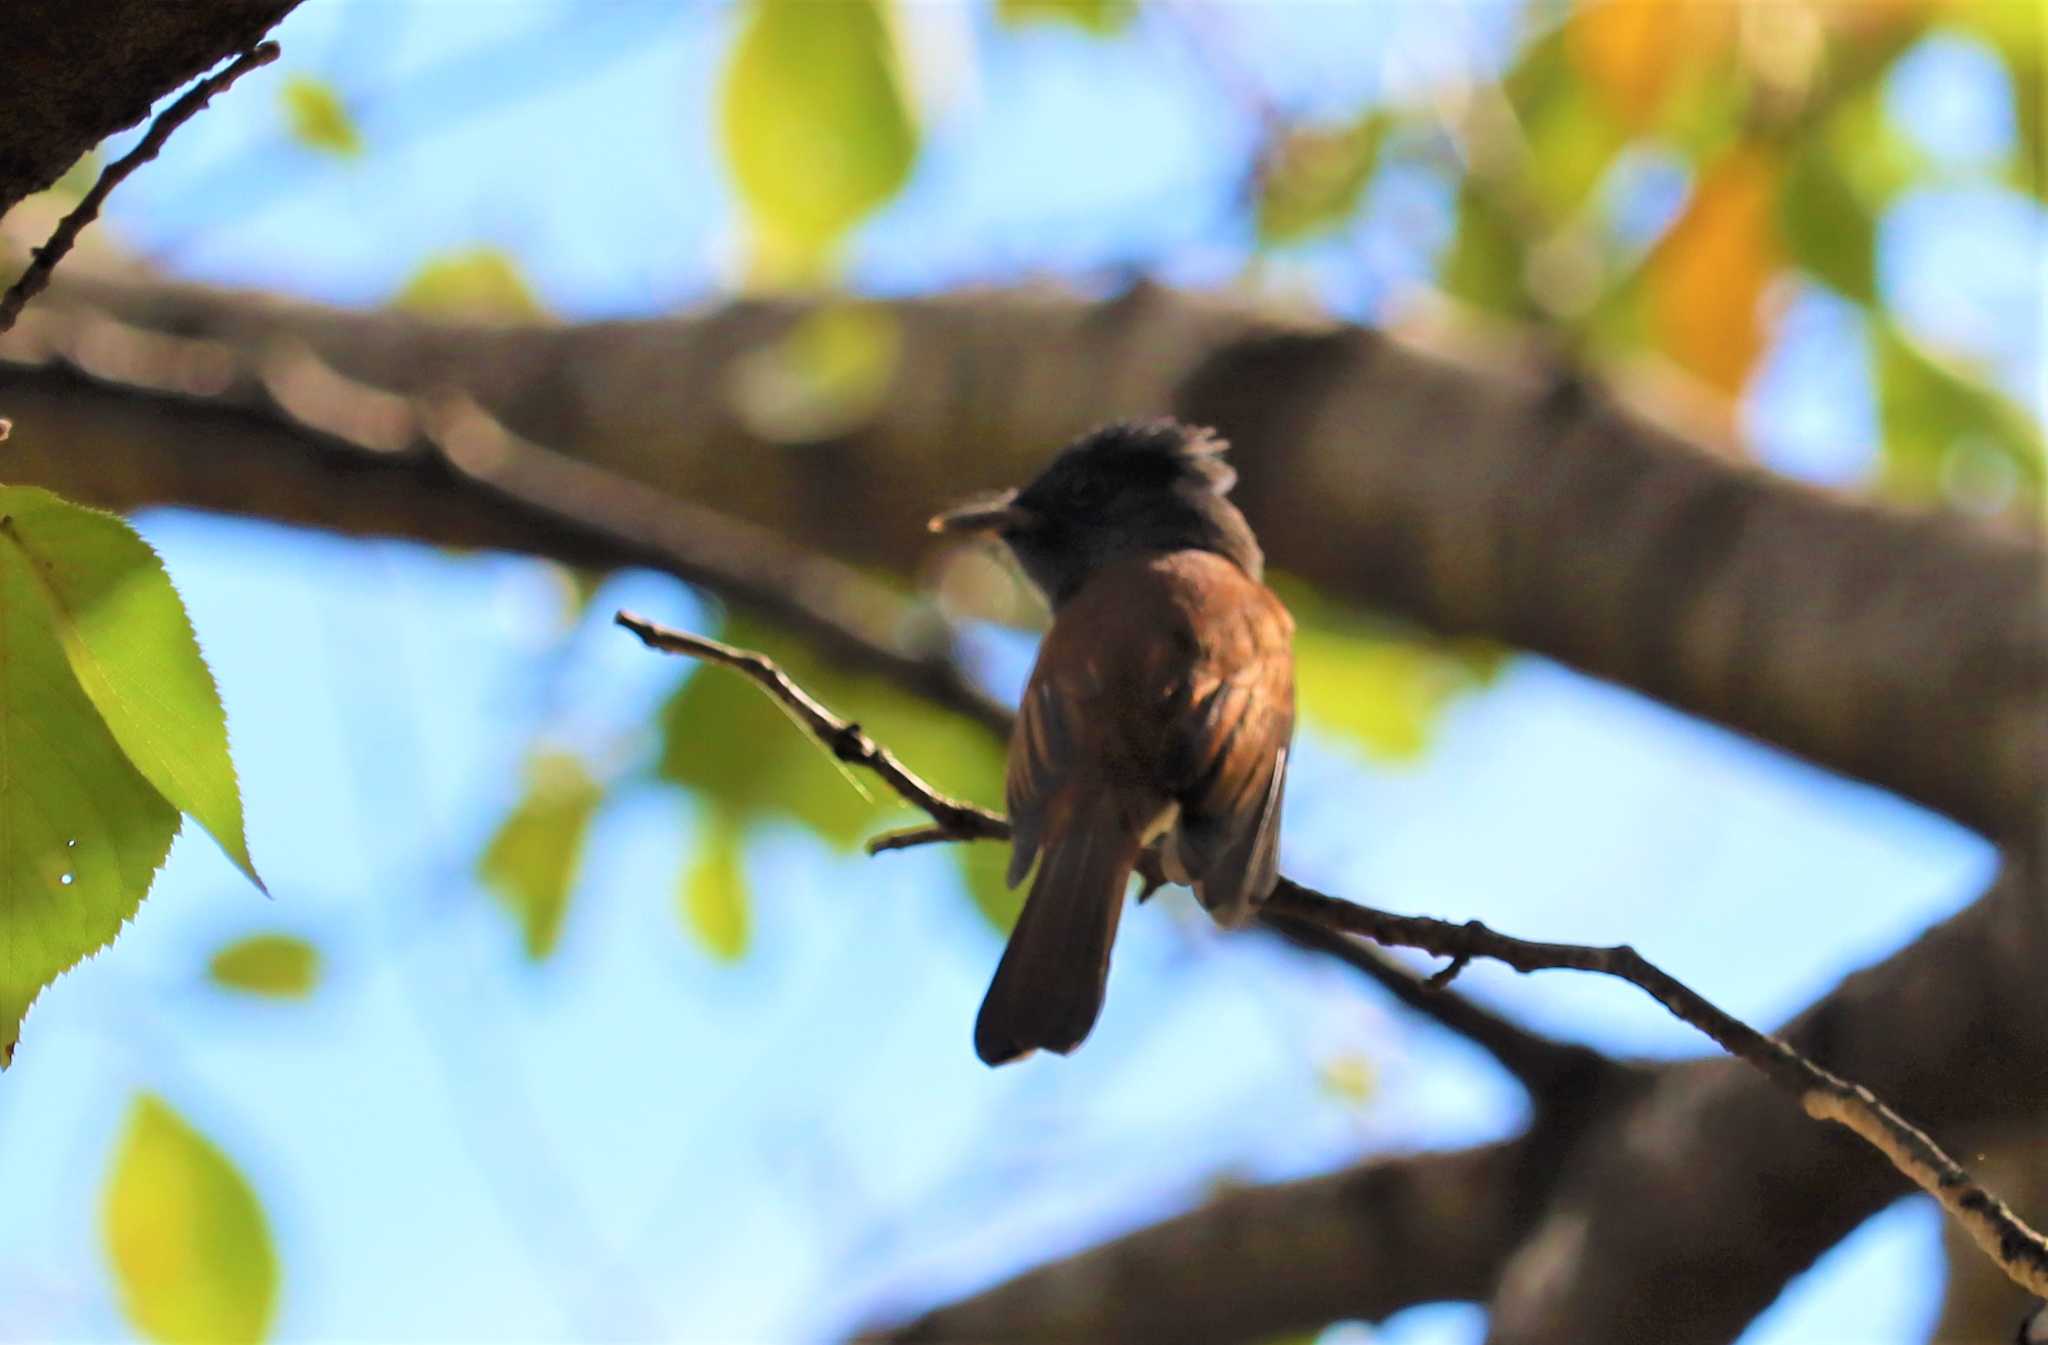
1005 551 1294 920
1156 556 1296 925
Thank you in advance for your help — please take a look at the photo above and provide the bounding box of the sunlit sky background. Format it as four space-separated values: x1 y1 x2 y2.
0 2 2037 1342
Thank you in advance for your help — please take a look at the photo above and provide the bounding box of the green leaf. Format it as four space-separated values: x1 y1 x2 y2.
996 0 1136 35
478 753 604 961
1255 113 1389 247
207 934 320 998
1440 184 1530 315
279 75 362 157
1279 580 1506 763
729 302 903 442
720 0 918 280
1780 139 1877 302
103 1094 278 1345
681 809 750 961
393 249 546 323
0 487 260 890
1506 28 1629 217
1874 323 2043 515
0 514 183 1066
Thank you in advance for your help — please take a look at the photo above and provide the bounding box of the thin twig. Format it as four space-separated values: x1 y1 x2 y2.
0 41 282 333
621 611 2048 1299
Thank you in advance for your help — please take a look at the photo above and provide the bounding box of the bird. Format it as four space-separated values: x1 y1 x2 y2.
928 419 1296 1066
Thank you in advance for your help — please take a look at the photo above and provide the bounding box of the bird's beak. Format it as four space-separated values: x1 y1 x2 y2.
928 490 1036 536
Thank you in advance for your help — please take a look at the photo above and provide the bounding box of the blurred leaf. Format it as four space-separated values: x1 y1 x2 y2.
1506 28 1632 217
1280 580 1506 763
1567 0 1689 129
1826 81 1927 204
208 935 320 999
728 302 903 442
1646 142 1782 398
657 614 1002 850
51 152 103 201
479 753 604 961
996 0 1135 33
1319 1052 1377 1108
682 809 750 961
1440 184 1530 315
279 75 362 157
104 1095 278 1345
0 488 260 890
1255 113 1389 246
1955 6 2048 197
1780 140 1877 302
721 0 918 281
394 248 546 323
1874 323 2043 515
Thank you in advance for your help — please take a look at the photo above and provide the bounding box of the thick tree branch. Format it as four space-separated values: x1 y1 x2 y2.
0 276 2038 840
0 42 280 333
0 2 301 217
869 1137 1549 1343
619 610 2048 1304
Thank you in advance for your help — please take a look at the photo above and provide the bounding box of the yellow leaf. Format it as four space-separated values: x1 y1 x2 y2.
1647 143 1782 399
479 754 603 961
104 1096 278 1345
394 249 546 323
682 811 750 962
207 934 321 998
279 75 361 157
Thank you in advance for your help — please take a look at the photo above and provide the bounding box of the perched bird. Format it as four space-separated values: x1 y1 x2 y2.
929 420 1296 1066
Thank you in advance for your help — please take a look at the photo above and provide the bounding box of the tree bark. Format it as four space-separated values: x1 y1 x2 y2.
0 2 301 218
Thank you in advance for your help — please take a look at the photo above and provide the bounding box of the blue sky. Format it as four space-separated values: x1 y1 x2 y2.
0 3 2034 1342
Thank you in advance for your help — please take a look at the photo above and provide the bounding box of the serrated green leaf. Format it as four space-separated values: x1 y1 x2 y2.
720 0 918 280
1874 323 2043 515
0 516 181 1066
393 248 546 323
1780 140 1878 303
279 74 361 157
207 934 320 998
996 0 1136 35
682 810 750 961
0 487 260 891
1256 113 1389 247
479 754 603 961
104 1095 277 1345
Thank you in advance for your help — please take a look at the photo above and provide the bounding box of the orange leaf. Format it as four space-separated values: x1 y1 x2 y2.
1568 0 1730 129
1647 143 1782 399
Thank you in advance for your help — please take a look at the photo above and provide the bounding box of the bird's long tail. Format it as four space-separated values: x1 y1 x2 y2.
974 803 1139 1066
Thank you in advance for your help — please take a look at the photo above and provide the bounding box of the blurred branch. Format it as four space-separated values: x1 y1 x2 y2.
2 277 2036 841
620 611 2048 1303
866 1136 1549 1343
0 41 280 334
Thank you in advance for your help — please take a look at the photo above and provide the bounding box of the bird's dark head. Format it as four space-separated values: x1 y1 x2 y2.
929 420 1261 607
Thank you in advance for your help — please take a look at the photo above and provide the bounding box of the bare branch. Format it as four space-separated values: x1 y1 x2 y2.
0 41 280 333
621 612 2048 1299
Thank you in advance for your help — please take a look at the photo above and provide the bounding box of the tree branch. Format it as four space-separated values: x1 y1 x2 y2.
1 275 2037 839
618 609 2048 1301
0 41 280 333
